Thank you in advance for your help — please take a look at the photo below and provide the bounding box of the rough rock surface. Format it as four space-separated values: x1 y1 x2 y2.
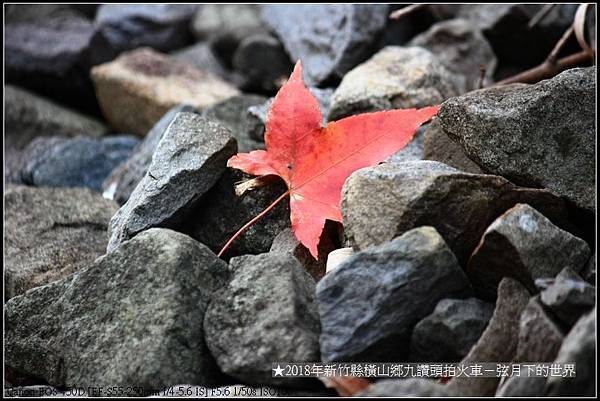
317 227 472 362
409 18 497 92
5 228 228 391
328 46 458 121
262 5 389 86
515 297 565 362
107 113 236 251
438 68 596 212
102 105 200 205
342 161 571 265
20 135 138 192
204 253 320 387
385 125 425 165
468 203 590 299
95 5 198 53
410 298 494 362
91 47 239 135
582 252 596 285
446 278 530 396
171 42 236 84
5 185 117 299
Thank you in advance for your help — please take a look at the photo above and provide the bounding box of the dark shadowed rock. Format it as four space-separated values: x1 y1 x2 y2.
356 379 450 397
91 48 239 136
581 252 596 284
5 185 117 299
544 309 596 396
190 169 289 259
20 135 138 192
540 267 595 327
468 203 590 299
515 296 565 362
385 125 425 164
438 67 596 212
232 34 293 94
102 105 200 205
342 161 571 265
201 95 268 152
328 46 458 121
317 227 472 362
107 113 236 251
171 42 238 84
410 298 494 362
496 376 547 397
422 119 483 173
5 228 228 391
446 278 530 396
409 18 497 92
204 253 320 387
262 5 389 86
95 4 198 53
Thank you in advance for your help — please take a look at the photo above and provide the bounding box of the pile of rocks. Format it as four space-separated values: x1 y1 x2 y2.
5 4 595 398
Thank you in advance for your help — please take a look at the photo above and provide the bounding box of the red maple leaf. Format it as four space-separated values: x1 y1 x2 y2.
219 61 439 259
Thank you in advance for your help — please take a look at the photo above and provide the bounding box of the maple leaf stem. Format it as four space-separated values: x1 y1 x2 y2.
217 190 291 258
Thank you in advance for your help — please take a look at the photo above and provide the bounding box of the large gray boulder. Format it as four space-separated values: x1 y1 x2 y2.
6 228 229 391
438 67 596 212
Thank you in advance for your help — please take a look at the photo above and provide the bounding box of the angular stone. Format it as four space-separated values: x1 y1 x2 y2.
356 378 450 397
468 203 590 299
5 11 114 110
515 297 565 362
317 227 472 362
5 185 118 299
545 309 596 396
422 119 483 174
5 228 228 390
540 267 595 327
438 67 596 212
190 169 289 259
102 105 200 205
232 34 293 94
262 5 389 86
342 161 571 265
107 113 236 251
95 5 198 53
201 95 268 152
409 18 497 92
328 46 458 121
410 298 494 362
20 135 138 192
204 252 320 387
171 42 237 84
446 278 530 396
91 47 239 135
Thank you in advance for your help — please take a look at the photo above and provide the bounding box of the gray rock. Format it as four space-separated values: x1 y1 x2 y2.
20 135 138 192
262 5 389 86
341 161 571 265
410 298 494 362
328 46 459 121
438 67 596 212
102 104 200 205
5 185 118 299
540 267 595 327
232 34 293 94
356 378 450 397
201 95 268 152
317 226 473 362
5 4 95 24
515 297 565 362
5 228 228 390
95 4 198 53
446 278 530 397
496 376 547 397
171 42 237 84
384 125 425 164
544 308 596 396
191 5 267 65
409 18 497 92
5 84 108 183
107 113 236 251
582 252 596 284
5 11 114 109
422 119 483 174
204 252 320 387
190 169 289 259
467 203 590 299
